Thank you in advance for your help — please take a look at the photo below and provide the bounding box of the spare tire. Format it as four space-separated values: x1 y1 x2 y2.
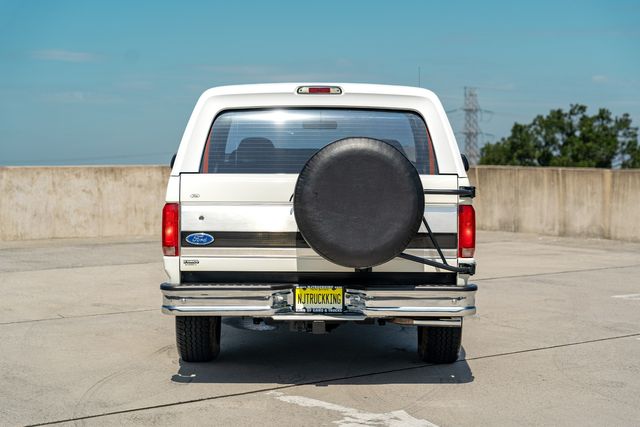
294 137 425 268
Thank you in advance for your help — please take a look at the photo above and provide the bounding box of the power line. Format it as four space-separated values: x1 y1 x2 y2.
462 87 480 165
459 87 494 166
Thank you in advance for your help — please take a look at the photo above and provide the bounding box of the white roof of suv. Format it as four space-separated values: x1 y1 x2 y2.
172 83 466 176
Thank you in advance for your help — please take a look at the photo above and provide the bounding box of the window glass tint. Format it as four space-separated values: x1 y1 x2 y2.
201 109 437 174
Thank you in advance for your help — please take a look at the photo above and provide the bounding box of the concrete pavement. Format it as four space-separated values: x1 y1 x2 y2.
0 231 639 426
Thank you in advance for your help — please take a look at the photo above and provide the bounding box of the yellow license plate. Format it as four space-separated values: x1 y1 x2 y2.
295 286 343 313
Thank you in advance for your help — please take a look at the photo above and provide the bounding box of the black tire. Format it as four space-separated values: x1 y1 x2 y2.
294 137 424 269
176 316 221 362
417 325 462 364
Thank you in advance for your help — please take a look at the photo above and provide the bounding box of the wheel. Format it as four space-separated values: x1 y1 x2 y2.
417 325 462 364
175 316 221 362
293 137 424 269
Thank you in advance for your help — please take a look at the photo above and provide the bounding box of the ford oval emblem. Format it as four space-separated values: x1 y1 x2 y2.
185 233 215 246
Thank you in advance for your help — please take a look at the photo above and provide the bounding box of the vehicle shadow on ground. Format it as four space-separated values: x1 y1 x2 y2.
171 321 474 385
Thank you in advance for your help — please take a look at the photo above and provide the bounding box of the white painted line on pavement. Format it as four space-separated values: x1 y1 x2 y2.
611 293 640 301
267 391 438 427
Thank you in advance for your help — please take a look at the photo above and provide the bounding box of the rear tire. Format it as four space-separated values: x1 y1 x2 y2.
176 316 221 362
417 325 462 364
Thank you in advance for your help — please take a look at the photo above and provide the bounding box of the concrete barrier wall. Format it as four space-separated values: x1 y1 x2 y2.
468 166 640 242
0 166 170 241
0 165 638 242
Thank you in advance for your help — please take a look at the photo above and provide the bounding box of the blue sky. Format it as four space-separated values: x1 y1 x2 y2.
0 0 638 165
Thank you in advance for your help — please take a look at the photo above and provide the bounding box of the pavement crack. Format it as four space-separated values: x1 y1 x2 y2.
475 263 640 281
0 260 162 274
463 332 640 362
25 331 640 426
0 308 156 326
0 261 162 274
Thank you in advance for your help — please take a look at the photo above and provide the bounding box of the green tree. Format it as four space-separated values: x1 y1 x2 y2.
479 105 640 168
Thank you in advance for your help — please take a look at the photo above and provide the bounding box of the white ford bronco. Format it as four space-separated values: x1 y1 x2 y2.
162 83 476 364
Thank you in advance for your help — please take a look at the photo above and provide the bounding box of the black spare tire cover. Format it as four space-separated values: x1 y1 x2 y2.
294 137 425 268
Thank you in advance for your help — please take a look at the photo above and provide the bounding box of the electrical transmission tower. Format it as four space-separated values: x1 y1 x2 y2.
462 87 481 165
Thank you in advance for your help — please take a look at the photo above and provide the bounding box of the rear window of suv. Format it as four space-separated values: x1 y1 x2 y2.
200 108 437 174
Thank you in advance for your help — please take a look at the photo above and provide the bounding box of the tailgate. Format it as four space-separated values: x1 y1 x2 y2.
179 173 458 273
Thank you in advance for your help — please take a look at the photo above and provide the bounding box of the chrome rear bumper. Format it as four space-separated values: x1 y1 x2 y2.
161 283 476 320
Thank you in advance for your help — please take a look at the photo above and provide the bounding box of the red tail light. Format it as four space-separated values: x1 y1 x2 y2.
458 205 475 258
308 87 331 93
296 86 342 94
162 203 180 256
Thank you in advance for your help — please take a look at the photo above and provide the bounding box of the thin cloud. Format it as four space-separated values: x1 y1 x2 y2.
31 49 100 63
592 75 608 83
42 91 122 104
114 80 153 91
197 64 279 76
197 63 355 81
477 83 517 91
